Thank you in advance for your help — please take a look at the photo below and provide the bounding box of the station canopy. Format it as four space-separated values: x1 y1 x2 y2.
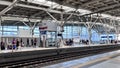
0 0 120 34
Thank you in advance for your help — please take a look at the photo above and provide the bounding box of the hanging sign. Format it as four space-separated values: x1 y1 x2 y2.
39 22 57 31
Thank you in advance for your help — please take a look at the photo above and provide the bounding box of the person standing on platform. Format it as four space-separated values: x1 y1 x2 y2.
22 42 25 47
12 38 16 50
69 39 73 46
27 38 29 47
16 39 19 49
0 41 5 50
20 38 23 47
7 41 11 49
31 39 34 47
34 38 37 47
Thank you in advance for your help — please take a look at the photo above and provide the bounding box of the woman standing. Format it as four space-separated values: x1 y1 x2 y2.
12 38 16 49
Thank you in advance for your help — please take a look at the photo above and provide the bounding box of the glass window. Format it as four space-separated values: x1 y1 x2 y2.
34 27 39 35
19 26 29 30
3 31 17 36
34 33 39 36
3 26 17 31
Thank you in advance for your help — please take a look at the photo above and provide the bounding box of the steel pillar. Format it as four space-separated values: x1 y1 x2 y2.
0 16 1 51
106 31 110 44
115 21 119 43
87 26 92 45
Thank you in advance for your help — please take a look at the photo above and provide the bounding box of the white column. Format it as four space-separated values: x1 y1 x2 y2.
98 33 101 44
106 31 110 44
87 26 92 45
0 17 2 51
116 26 119 43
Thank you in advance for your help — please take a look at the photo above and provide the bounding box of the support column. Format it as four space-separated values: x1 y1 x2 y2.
97 33 101 44
106 31 110 44
115 25 119 43
80 26 83 44
0 16 1 51
72 23 74 39
87 26 92 45
30 27 34 38
78 24 81 44
116 20 120 43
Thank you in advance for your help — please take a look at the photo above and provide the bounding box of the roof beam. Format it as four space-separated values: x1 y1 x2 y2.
30 11 44 18
1 16 115 27
94 3 120 13
0 1 61 14
1 16 39 22
0 1 81 16
0 0 19 16
81 0 102 6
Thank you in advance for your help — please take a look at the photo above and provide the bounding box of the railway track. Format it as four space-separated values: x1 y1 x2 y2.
0 45 120 68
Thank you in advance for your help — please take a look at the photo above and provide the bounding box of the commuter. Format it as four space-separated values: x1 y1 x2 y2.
0 41 5 50
27 38 29 47
31 39 34 47
82 40 86 44
16 39 19 49
69 39 72 45
86 40 89 45
7 41 12 49
66 39 69 46
12 38 16 49
22 42 25 47
34 38 37 47
115 40 117 44
20 38 23 46
71 38 74 45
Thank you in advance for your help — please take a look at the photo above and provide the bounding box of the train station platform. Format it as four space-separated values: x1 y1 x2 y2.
0 44 112 54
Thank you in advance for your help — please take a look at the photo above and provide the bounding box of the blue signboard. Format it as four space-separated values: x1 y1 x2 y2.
40 31 47 35
101 36 113 38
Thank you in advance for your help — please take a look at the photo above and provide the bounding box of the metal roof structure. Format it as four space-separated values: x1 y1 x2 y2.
51 0 120 16
0 0 120 34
